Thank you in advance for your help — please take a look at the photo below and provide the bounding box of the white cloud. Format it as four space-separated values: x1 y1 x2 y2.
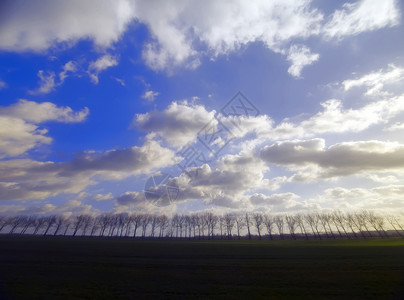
117 150 272 210
136 0 323 72
317 185 404 213
142 90 159 102
30 61 79 94
59 61 78 82
0 99 89 123
258 94 404 141
88 55 118 84
0 80 7 90
134 100 215 147
0 139 176 201
0 100 88 158
323 0 400 40
0 0 135 52
342 64 404 97
286 44 319 77
29 70 56 94
92 193 114 201
0 1 400 75
0 117 51 158
261 139 404 181
385 122 404 131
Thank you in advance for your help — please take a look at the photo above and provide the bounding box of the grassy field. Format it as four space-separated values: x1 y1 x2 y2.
0 236 403 299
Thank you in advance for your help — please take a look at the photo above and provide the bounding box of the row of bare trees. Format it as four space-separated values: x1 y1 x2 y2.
0 210 403 239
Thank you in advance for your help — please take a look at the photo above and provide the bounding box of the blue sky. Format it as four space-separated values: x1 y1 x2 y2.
1 0 404 217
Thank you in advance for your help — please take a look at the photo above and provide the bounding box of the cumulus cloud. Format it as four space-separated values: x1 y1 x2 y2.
0 1 399 75
88 55 118 84
0 79 7 90
287 45 319 77
30 61 79 94
117 151 273 210
258 94 404 141
0 139 176 201
0 99 89 123
0 199 94 217
0 117 51 159
0 100 88 158
342 64 404 97
317 185 404 212
323 0 400 40
261 139 404 181
134 100 216 147
142 90 159 102
0 0 135 52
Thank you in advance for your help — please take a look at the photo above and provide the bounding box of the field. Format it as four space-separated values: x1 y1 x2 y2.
0 236 403 299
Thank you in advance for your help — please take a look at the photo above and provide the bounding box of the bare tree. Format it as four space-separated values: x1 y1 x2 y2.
366 211 386 238
345 213 359 238
224 214 235 239
158 215 169 238
53 215 67 236
33 216 48 235
20 216 36 235
305 214 320 239
387 215 404 237
234 215 245 240
72 215 86 236
285 215 297 240
295 214 308 240
274 215 284 239
141 214 151 238
332 211 349 238
245 213 252 240
8 216 26 234
80 215 94 237
131 214 143 238
253 213 263 240
43 215 57 236
263 214 275 240
0 216 9 233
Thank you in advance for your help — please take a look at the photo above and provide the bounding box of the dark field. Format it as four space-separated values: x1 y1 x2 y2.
0 236 403 299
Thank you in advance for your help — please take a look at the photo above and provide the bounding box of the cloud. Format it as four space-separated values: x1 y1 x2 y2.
257 94 404 141
0 117 51 158
88 55 118 84
342 64 404 97
286 45 319 77
29 70 56 94
134 100 215 147
0 0 135 52
323 0 400 40
92 193 114 201
136 0 323 72
0 100 88 158
30 61 79 94
0 80 7 90
385 122 404 131
117 150 272 210
261 139 404 181
0 139 176 201
317 185 404 212
0 199 94 217
0 99 89 123
0 1 399 75
142 90 159 102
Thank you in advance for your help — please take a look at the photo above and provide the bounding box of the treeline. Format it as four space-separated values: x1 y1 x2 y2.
0 211 403 239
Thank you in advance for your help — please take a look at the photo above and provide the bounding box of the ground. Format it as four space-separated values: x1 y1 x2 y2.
0 236 403 299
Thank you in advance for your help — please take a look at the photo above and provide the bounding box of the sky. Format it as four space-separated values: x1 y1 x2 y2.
0 0 404 218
